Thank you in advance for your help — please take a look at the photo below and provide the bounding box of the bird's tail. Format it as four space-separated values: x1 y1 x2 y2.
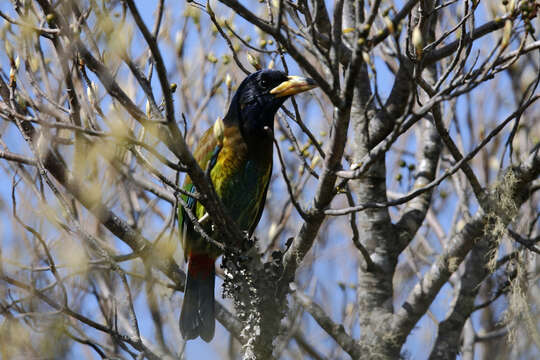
180 253 216 342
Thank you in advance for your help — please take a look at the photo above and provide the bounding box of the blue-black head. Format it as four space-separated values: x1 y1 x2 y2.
224 70 316 141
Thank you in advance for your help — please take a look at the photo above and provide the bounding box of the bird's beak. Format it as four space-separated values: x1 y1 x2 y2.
270 75 317 98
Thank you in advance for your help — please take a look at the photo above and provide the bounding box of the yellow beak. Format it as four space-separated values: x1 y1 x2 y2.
269 75 317 98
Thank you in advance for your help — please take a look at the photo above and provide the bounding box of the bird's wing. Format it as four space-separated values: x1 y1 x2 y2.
178 124 222 259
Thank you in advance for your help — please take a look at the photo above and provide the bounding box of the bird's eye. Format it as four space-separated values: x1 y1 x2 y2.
261 79 268 88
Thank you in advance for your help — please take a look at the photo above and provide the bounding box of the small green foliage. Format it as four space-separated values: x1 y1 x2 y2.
46 13 55 25
206 53 218 63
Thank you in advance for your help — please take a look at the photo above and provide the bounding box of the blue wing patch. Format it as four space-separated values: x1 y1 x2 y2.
185 183 196 209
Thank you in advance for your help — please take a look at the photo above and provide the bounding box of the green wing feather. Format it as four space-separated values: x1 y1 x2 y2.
178 126 221 259
179 120 273 257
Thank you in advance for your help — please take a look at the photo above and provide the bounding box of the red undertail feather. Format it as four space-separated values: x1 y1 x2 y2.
179 253 216 342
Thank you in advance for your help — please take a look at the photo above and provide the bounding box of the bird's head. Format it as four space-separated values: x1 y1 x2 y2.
225 70 317 140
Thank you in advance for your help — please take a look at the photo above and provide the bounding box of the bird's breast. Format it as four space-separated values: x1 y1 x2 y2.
210 125 272 230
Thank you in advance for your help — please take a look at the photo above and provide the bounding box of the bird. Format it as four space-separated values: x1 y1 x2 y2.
178 69 317 342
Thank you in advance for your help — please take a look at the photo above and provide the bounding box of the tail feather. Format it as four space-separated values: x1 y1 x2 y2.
180 254 216 342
